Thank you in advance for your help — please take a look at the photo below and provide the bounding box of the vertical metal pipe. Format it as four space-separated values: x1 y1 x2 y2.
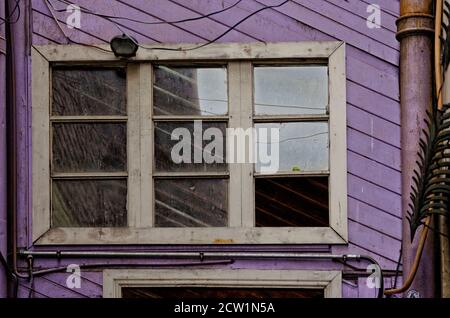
0 0 8 300
5 0 17 298
397 0 436 297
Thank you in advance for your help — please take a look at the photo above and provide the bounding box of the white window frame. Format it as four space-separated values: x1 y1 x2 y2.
102 269 342 298
32 41 347 245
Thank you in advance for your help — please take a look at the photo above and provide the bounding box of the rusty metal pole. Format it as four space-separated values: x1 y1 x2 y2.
397 0 437 298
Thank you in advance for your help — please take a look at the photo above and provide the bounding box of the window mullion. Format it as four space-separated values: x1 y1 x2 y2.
240 61 254 228
228 62 243 227
139 63 154 228
127 64 142 228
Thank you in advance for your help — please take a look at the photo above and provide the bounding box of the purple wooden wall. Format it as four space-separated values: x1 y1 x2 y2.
6 0 402 298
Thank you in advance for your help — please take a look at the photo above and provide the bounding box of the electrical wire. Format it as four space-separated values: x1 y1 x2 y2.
357 255 384 298
0 0 20 26
135 0 290 51
421 219 450 238
17 283 50 298
48 0 290 52
392 246 402 292
0 251 9 275
52 0 243 25
39 276 91 298
44 0 113 53
384 217 432 295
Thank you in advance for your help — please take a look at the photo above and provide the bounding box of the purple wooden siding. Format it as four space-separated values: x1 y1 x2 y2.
7 0 402 298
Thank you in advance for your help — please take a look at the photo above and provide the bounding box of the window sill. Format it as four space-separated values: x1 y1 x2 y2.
34 226 348 245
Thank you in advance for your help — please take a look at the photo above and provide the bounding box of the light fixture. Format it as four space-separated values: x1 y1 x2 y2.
110 34 139 58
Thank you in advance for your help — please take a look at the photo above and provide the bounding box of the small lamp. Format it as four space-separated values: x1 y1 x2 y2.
110 34 138 58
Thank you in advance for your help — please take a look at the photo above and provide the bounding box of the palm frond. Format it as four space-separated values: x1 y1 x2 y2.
408 103 450 241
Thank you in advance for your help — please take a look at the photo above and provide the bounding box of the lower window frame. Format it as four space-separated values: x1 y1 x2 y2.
103 269 342 298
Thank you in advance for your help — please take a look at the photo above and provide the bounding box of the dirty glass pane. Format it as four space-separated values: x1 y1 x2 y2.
254 66 328 115
255 122 328 173
155 121 227 172
52 123 127 173
155 179 228 227
255 177 329 227
122 287 324 298
52 67 127 116
153 66 228 116
52 179 127 227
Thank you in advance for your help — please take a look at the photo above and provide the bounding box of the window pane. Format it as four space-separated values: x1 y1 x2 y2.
254 66 328 115
255 177 329 227
155 179 228 227
155 121 227 172
52 68 126 116
255 122 328 173
153 66 228 116
52 123 127 173
52 179 127 227
122 287 324 298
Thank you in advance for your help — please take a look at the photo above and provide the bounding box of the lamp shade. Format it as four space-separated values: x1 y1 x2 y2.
110 34 138 58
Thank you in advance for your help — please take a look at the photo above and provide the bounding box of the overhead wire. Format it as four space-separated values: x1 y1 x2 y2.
134 0 290 51
44 0 113 53
47 0 290 52
0 0 20 26
52 0 244 25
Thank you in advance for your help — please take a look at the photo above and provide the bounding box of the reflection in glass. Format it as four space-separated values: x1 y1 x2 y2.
254 66 328 115
155 121 227 172
255 177 329 227
155 178 228 227
52 68 127 116
255 122 328 173
154 66 228 116
52 179 127 227
52 123 127 173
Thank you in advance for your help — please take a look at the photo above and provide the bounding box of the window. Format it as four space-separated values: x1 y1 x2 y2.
32 42 347 244
153 66 229 227
103 269 342 298
51 67 128 227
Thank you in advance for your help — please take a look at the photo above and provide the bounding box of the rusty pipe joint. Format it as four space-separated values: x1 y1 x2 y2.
396 13 435 40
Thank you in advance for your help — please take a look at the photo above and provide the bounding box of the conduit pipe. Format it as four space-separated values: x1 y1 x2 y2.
18 250 384 298
436 0 444 109
5 0 28 287
387 0 447 297
394 0 436 297
18 250 366 260
385 217 431 295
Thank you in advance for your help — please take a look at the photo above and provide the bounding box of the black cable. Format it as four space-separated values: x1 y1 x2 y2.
50 0 290 52
53 0 243 25
359 255 384 298
0 0 20 26
391 245 402 296
0 251 9 275
32 259 235 276
27 256 34 298
44 0 114 53
0 0 19 23
421 219 450 238
27 274 34 298
0 251 20 298
136 0 290 51
17 282 50 298
39 276 90 298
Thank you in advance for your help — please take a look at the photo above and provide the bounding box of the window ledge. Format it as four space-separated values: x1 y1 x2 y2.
34 226 348 245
